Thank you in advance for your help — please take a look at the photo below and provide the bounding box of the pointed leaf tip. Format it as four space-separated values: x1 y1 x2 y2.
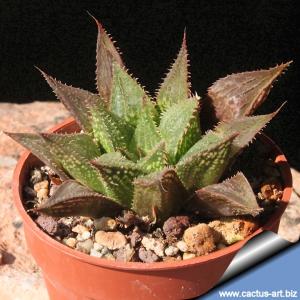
156 33 190 111
189 172 263 217
208 62 291 122
38 70 102 133
95 19 124 104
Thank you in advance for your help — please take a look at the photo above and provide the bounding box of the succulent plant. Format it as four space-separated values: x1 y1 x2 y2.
6 17 290 223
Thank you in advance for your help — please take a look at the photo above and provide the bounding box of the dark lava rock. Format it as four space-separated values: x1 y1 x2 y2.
163 216 190 239
35 214 70 238
138 247 159 263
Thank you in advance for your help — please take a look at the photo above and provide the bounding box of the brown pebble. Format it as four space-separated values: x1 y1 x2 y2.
95 231 127 250
94 217 117 231
183 224 218 256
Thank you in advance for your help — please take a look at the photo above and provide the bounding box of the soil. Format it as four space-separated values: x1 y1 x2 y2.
22 139 284 263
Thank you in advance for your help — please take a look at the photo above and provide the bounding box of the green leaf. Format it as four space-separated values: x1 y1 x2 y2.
184 107 281 162
40 133 106 194
188 172 263 217
157 32 190 112
38 69 101 132
131 106 161 156
4 132 69 180
132 168 187 223
91 106 135 157
92 16 124 104
137 141 167 173
92 152 142 206
36 180 123 218
159 97 201 164
110 63 157 126
176 133 237 189
207 62 291 122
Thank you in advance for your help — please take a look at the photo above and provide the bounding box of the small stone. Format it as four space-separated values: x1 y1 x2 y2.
30 169 43 184
63 237 77 248
208 217 258 245
76 231 91 241
72 224 89 234
100 246 109 256
183 252 196 260
129 230 142 247
90 248 103 258
33 180 49 192
176 241 188 252
37 188 49 201
93 243 104 251
95 231 127 250
141 236 165 257
59 217 73 226
34 180 49 201
138 247 159 263
84 219 94 228
163 216 190 238
94 217 117 231
165 245 179 257
183 224 218 256
35 214 58 236
76 239 93 254
114 244 135 262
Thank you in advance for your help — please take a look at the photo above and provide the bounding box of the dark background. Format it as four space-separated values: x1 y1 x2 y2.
0 0 299 168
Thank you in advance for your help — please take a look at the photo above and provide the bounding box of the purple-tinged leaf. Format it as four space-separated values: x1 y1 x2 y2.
92 16 124 104
38 69 102 132
208 62 291 122
215 106 282 158
4 132 69 180
132 168 187 223
189 172 263 217
36 180 123 218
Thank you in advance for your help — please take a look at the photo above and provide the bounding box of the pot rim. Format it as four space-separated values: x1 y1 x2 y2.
12 117 293 272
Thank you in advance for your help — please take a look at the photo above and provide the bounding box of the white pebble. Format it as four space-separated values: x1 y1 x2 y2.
63 237 77 248
84 219 94 228
183 252 196 260
77 231 91 241
72 224 89 234
141 237 165 257
76 239 93 254
176 241 188 252
165 245 179 257
90 248 103 258
93 243 104 251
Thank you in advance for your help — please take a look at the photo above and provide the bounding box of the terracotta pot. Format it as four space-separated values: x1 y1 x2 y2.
12 118 292 300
